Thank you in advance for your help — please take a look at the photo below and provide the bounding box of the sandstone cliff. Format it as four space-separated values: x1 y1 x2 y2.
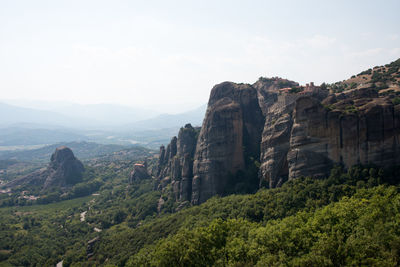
155 59 400 205
191 82 264 204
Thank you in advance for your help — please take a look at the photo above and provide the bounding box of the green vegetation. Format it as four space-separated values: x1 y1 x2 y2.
278 80 296 88
329 59 400 95
323 104 334 111
289 87 302 94
129 185 400 266
68 165 400 266
0 159 18 169
344 105 358 114
0 145 154 207
257 77 297 89
0 196 95 266
349 82 357 89
357 68 372 76
2 145 400 267
328 82 346 93
0 141 148 163
370 59 400 84
392 97 400 105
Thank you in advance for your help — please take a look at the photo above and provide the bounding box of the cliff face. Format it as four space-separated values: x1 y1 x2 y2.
260 85 400 186
191 82 265 204
287 89 400 180
155 59 400 205
157 124 199 202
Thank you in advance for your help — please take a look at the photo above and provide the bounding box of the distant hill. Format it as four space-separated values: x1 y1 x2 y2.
0 102 206 148
0 103 80 128
122 104 206 131
0 126 87 146
0 141 150 163
0 102 158 129
0 101 204 130
48 103 160 126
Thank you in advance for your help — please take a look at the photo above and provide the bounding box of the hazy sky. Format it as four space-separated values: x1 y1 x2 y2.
1 0 399 113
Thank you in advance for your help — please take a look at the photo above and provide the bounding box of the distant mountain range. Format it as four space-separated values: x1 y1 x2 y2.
0 102 157 128
120 104 206 131
0 101 205 129
0 102 84 128
0 102 206 148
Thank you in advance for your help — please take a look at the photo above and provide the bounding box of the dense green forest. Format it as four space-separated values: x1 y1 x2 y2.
1 163 400 266
129 186 400 266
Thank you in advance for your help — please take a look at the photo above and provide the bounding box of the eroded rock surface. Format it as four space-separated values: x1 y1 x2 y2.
154 65 400 204
191 82 264 204
157 124 199 202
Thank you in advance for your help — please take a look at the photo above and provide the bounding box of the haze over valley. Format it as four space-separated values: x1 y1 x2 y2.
0 100 206 149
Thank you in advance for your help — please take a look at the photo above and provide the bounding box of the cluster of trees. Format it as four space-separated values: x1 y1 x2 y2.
68 165 400 266
327 82 348 93
128 185 400 266
0 196 95 266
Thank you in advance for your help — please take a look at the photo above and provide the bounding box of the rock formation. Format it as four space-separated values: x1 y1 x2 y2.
2 146 84 190
191 82 265 204
157 124 199 202
259 85 400 187
43 146 84 189
129 162 150 183
155 59 400 205
286 89 400 179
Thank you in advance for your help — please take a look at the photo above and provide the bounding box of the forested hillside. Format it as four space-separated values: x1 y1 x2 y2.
2 164 399 266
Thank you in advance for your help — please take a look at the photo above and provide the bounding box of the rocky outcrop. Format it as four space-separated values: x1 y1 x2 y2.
287 90 400 179
191 82 264 204
154 62 400 205
252 77 298 115
129 162 150 183
43 146 84 189
2 146 84 190
259 112 293 188
157 124 199 202
260 85 400 185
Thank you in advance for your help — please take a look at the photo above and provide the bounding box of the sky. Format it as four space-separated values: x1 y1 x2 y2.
0 0 399 113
